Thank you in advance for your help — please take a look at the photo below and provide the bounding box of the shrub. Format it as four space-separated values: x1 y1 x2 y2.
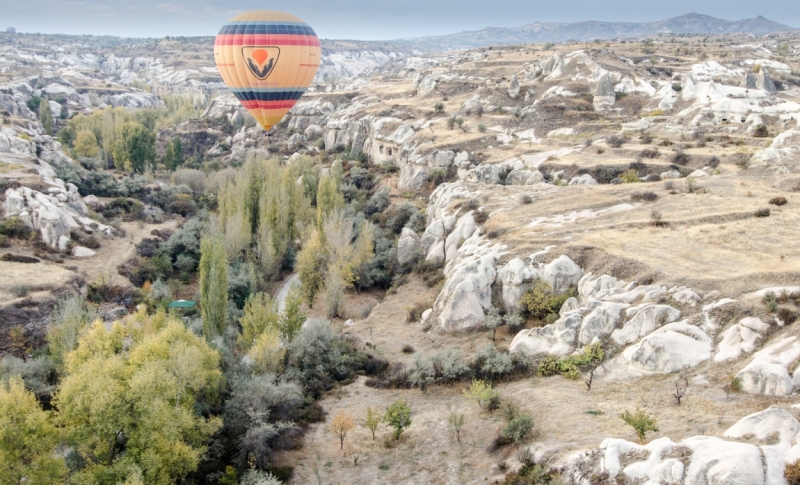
536 343 604 379
769 196 788 206
706 156 720 168
753 124 769 138
502 413 534 444
473 210 489 224
0 217 31 239
520 280 576 320
473 344 514 380
671 150 690 166
631 191 657 202
434 102 445 114
620 169 641 183
607 135 624 148
639 148 659 158
755 208 771 218
407 302 429 323
402 344 415 354
786 460 800 485
478 123 487 133
463 379 500 409
520 195 533 205
621 409 658 442
764 291 779 313
778 308 797 325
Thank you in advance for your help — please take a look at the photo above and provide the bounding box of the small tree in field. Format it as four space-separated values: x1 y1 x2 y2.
463 379 499 410
385 399 412 440
484 307 503 340
621 409 658 442
328 411 355 450
364 406 381 440
448 411 465 443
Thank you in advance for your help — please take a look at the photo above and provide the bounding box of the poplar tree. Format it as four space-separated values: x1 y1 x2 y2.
199 235 228 339
39 97 53 135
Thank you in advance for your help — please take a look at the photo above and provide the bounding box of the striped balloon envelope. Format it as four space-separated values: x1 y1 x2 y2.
214 11 321 131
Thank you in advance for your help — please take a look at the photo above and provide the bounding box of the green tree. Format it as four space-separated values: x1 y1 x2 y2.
448 411 465 443
199 235 228 339
127 123 156 173
163 136 184 171
55 313 222 485
238 292 279 350
621 409 658 442
384 399 412 440
39 98 53 135
74 130 100 158
315 172 344 228
0 377 67 485
278 284 306 343
296 229 327 307
462 379 499 409
364 405 381 440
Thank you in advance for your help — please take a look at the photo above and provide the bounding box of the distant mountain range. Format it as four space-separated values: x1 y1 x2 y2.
389 13 796 51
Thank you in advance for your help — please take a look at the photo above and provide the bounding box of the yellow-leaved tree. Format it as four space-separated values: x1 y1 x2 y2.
0 377 67 485
54 309 223 485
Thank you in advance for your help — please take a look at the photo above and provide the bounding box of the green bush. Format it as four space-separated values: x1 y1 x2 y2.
0 217 32 239
520 280 577 320
621 409 658 442
502 413 534 444
620 169 641 183
537 343 604 379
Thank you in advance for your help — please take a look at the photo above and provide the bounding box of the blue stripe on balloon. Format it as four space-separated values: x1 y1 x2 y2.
217 23 317 36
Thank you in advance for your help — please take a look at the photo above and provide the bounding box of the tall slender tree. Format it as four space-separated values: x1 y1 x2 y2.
39 97 53 135
199 235 228 339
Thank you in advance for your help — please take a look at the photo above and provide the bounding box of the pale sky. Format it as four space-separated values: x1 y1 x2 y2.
1 0 797 40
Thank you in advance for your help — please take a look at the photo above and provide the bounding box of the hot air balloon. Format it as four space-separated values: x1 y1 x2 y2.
214 11 320 131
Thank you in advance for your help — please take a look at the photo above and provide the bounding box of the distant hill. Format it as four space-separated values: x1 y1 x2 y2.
390 13 796 51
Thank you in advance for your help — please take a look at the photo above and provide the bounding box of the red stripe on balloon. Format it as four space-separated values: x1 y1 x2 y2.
214 34 320 47
239 100 299 110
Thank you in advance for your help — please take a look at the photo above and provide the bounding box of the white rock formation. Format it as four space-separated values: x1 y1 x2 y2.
397 228 421 265
715 317 768 362
736 336 800 396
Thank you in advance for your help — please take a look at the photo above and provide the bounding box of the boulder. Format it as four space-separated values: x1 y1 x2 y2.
287 133 305 151
736 336 800 396
498 258 539 312
610 305 681 346
444 212 476 263
714 317 768 362
510 311 583 357
71 246 96 258
682 436 765 485
724 408 800 445
397 228 420 265
542 255 583 293
507 75 520 99
568 174 598 185
577 301 628 345
434 252 498 332
593 73 616 109
505 169 544 185
606 321 712 379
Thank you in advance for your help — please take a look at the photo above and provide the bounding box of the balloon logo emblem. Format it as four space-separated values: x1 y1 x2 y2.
242 46 280 80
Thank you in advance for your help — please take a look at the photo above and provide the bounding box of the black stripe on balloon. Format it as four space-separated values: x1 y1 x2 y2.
232 90 306 102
